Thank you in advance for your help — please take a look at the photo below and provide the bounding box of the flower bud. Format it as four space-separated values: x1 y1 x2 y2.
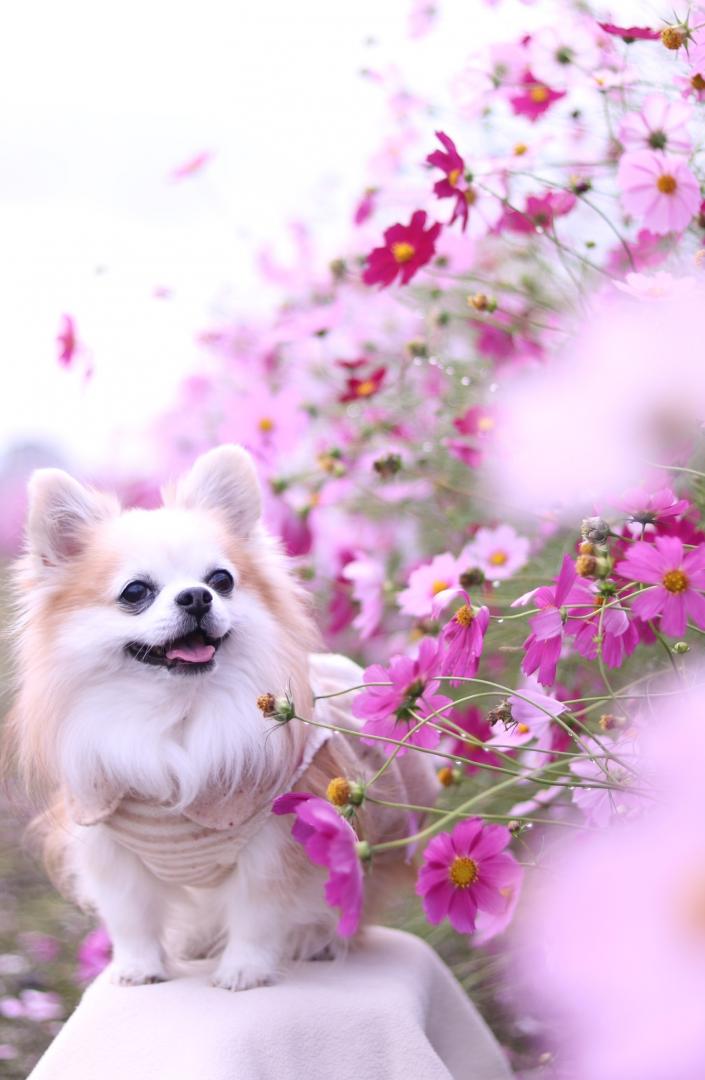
660 26 686 50
460 567 485 589
258 692 296 723
406 339 429 358
329 258 347 280
673 641 690 654
373 453 402 479
355 840 372 862
326 777 351 806
437 766 460 788
575 554 598 577
467 292 498 313
581 516 610 543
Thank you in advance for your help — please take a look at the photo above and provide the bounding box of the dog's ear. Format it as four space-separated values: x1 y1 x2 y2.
26 470 117 566
174 445 262 538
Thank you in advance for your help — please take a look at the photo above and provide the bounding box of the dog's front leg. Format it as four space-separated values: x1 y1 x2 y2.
73 826 169 985
211 820 302 991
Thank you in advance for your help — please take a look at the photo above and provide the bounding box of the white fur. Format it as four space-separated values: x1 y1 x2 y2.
19 447 334 990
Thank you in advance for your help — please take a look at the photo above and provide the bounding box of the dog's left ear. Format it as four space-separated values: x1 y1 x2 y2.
174 445 262 537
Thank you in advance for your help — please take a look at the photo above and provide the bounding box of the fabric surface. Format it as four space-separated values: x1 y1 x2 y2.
29 927 512 1080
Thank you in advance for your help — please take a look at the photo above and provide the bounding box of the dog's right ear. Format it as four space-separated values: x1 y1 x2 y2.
26 469 117 566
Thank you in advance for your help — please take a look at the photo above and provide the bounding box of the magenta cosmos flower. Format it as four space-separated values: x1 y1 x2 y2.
567 579 640 669
416 818 522 934
362 210 441 287
617 150 700 235
616 536 705 636
617 485 690 526
522 555 580 687
272 792 363 937
508 70 565 122
426 131 473 231
352 637 451 756
436 590 490 683
597 22 660 42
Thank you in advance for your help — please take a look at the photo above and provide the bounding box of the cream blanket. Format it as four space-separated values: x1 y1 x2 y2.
29 928 512 1080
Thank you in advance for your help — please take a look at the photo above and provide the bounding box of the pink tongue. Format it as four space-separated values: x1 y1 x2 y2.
166 642 216 664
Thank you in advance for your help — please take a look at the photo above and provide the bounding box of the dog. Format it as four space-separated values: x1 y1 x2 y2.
6 445 437 990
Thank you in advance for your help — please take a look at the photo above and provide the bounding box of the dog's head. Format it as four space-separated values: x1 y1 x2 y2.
22 445 272 679
11 446 316 799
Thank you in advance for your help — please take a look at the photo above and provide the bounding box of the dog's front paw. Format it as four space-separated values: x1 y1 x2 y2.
211 949 278 992
109 958 168 987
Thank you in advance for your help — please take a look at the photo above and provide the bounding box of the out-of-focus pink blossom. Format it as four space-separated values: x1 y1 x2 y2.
169 150 213 181
461 525 530 581
76 926 112 983
614 270 697 300
508 71 566 121
522 556 579 686
353 187 378 225
617 150 700 234
397 552 462 618
56 313 77 367
569 732 643 826
597 22 660 42
341 552 385 640
619 94 692 154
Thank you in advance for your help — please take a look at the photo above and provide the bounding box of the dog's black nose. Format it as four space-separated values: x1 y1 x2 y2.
175 587 213 619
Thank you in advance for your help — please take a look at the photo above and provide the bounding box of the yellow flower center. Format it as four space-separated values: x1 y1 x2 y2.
431 579 450 595
464 187 478 206
356 379 377 397
529 84 549 103
437 766 455 788
513 143 528 156
477 415 495 432
258 417 275 433
691 73 705 91
657 174 678 195
516 722 530 734
488 550 508 566
455 604 475 627
448 168 461 187
326 777 351 806
663 569 688 593
392 242 415 264
449 855 479 888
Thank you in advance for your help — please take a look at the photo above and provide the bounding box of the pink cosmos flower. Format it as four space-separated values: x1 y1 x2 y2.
490 679 567 753
76 926 112 983
362 210 441 287
529 26 601 89
416 818 522 934
461 525 530 581
617 485 690 525
569 733 642 826
57 313 77 367
522 556 580 687
352 638 451 756
496 190 576 234
614 270 697 301
617 150 700 235
597 22 660 42
444 705 500 774
568 580 640 669
272 793 363 937
0 990 63 1022
341 552 385 640
619 94 692 154
437 591 490 683
426 131 473 231
397 552 462 618
445 405 498 468
339 365 386 404
616 536 705 636
353 187 377 226
508 71 566 122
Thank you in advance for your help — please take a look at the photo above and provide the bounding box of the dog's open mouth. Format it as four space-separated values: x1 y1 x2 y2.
126 630 227 672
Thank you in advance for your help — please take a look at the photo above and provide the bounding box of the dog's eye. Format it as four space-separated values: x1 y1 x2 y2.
206 569 234 595
119 580 152 606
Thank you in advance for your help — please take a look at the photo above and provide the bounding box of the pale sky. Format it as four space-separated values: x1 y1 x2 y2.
0 0 649 474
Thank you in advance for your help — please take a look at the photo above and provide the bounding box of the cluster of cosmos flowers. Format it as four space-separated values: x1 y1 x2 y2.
39 1 705 1076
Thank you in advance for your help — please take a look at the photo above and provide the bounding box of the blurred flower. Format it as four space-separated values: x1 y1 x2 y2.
461 525 530 581
56 313 77 368
508 71 565 121
398 551 462 618
362 210 442 287
416 819 522 934
426 130 473 231
616 485 690 524
617 150 700 234
569 732 643 826
619 93 692 154
341 552 385 639
614 270 697 300
616 536 705 636
444 705 500 774
597 22 660 42
339 365 386 403
18 932 60 965
169 150 213 180
272 793 363 937
353 187 377 225
0 990 63 1022
76 926 112 983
